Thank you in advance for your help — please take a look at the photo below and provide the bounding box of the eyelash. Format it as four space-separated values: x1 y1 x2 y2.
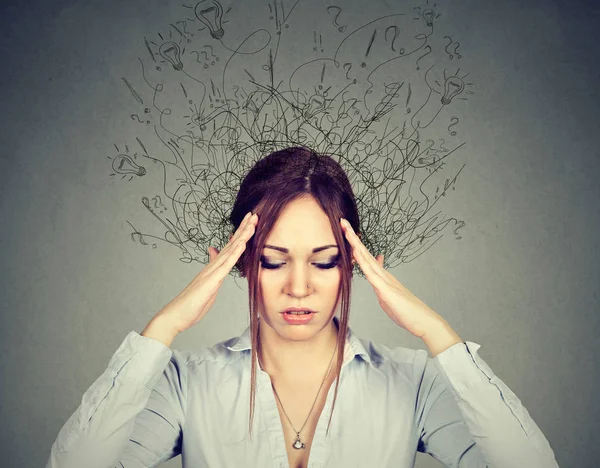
260 255 341 270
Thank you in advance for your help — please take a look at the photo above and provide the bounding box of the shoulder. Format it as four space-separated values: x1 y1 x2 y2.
173 335 247 372
353 334 431 383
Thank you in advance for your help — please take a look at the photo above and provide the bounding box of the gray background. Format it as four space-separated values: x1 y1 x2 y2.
1 0 598 467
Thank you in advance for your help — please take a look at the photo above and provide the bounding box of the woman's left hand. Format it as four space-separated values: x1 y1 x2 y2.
340 218 447 339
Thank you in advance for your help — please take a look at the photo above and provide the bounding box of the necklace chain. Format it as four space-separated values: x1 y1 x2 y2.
258 340 337 450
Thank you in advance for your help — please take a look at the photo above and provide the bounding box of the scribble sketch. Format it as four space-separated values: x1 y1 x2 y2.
107 0 475 278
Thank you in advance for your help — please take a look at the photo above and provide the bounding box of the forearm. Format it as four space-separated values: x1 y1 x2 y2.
45 331 175 468
426 335 560 466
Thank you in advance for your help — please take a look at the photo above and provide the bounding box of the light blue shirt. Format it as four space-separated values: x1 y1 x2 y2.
45 316 559 468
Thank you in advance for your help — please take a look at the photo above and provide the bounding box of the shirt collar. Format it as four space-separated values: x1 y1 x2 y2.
225 315 372 365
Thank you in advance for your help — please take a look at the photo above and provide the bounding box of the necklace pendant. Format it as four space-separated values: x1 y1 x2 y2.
292 434 306 450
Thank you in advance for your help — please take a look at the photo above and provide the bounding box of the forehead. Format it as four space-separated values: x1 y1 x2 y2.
264 196 337 250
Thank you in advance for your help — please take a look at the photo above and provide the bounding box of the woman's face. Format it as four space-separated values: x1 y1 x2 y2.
257 195 343 340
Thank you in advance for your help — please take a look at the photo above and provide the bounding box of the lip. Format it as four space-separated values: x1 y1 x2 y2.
282 307 317 313
282 310 316 325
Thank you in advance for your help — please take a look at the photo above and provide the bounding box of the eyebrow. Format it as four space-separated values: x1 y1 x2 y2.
264 244 339 254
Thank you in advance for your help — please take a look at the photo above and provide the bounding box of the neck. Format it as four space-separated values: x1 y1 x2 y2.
258 317 340 381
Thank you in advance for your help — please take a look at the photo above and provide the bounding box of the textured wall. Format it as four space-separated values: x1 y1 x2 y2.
1 0 598 467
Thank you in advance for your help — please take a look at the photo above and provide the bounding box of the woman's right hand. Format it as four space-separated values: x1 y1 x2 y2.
151 211 258 335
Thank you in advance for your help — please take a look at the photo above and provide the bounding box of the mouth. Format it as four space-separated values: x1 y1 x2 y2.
281 308 317 315
281 309 316 324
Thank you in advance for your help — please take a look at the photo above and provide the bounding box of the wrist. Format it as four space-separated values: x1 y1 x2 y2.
422 319 463 358
141 316 179 348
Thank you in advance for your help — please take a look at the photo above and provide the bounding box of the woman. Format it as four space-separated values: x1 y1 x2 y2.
45 147 559 468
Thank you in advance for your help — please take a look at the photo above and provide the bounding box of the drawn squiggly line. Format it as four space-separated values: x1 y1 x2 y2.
118 7 471 271
416 45 431 70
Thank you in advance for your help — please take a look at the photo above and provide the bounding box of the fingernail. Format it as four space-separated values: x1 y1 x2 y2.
245 212 251 219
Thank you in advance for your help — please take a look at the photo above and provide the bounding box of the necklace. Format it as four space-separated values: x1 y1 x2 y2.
258 341 337 450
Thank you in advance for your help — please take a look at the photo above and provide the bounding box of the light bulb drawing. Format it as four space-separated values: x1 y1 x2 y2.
159 42 184 70
441 75 465 105
303 95 326 119
422 9 435 27
195 0 225 40
112 154 146 176
158 42 183 71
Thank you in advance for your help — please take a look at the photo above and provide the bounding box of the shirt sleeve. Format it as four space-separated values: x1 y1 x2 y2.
45 330 188 468
414 340 560 468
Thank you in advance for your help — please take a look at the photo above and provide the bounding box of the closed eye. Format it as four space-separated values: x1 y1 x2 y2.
260 254 341 270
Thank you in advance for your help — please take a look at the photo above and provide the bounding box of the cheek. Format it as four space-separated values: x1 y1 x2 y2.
324 271 343 291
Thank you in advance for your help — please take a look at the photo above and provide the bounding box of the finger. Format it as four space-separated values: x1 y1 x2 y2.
342 222 394 291
341 219 382 276
213 212 258 273
230 211 255 244
218 212 255 258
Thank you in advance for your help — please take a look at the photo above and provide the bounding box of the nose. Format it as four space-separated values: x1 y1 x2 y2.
286 264 312 298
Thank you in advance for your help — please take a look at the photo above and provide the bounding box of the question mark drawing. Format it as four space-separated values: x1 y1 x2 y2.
152 195 165 213
385 25 400 52
425 139 435 155
448 117 459 136
444 36 454 59
453 220 465 239
203 44 219 61
191 51 202 63
326 6 346 33
343 62 353 79
203 45 216 58
131 231 148 246
131 114 150 124
142 196 152 211
416 45 431 70
453 42 462 59
439 138 448 153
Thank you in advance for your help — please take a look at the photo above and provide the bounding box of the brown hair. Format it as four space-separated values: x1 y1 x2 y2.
229 146 361 441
